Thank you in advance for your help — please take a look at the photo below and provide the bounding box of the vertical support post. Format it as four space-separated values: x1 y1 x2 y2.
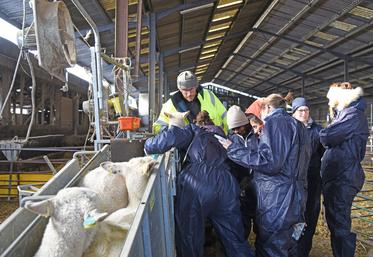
91 47 102 150
301 76 305 97
159 54 164 105
148 13 156 132
369 104 373 127
115 0 128 58
164 73 169 101
70 0 107 149
115 0 129 115
50 86 55 126
19 74 24 125
0 70 11 124
344 57 349 82
41 82 45 125
135 0 143 79
73 93 79 136
12 90 16 126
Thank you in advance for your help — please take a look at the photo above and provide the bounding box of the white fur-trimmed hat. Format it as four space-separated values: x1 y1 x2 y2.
327 82 363 111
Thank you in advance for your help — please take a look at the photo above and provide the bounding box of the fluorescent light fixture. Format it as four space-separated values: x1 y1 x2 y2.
202 82 259 99
195 70 205 75
180 3 214 15
179 45 200 54
200 53 215 60
217 0 242 9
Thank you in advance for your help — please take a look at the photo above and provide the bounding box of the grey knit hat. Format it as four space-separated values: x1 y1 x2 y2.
227 105 249 129
177 71 198 90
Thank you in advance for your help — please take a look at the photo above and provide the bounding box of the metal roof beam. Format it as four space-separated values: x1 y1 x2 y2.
234 53 324 82
265 64 372 95
156 0 216 21
221 67 293 94
251 21 373 91
162 30 248 57
251 28 373 66
213 78 265 97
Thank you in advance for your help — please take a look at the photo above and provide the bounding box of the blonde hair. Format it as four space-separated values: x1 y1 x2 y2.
263 94 286 109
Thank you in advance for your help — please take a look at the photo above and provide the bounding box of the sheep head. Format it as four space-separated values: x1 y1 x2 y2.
164 111 190 128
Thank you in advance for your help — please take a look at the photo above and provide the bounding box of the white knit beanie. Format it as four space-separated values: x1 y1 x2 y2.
227 105 249 129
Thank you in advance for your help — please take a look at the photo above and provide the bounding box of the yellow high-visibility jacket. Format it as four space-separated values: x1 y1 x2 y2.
153 88 228 134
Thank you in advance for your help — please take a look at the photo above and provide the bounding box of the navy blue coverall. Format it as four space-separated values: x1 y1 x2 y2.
228 131 258 239
298 120 323 257
226 108 311 257
144 124 254 257
319 98 369 257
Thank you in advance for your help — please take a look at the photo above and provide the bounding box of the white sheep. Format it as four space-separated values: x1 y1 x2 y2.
164 110 190 128
79 161 129 213
24 187 108 257
83 156 157 257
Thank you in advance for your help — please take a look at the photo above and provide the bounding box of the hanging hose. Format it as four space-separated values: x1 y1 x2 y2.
19 52 36 144
0 51 23 119
1 0 27 119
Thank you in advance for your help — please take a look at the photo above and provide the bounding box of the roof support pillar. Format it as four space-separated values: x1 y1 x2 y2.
148 13 157 132
115 0 129 115
159 53 164 106
344 57 349 82
301 76 305 97
135 0 143 79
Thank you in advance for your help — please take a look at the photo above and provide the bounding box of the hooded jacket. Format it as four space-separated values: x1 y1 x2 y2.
226 108 311 232
319 97 369 190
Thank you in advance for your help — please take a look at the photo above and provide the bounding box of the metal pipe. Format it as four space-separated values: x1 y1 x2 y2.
149 13 157 132
72 150 97 160
43 155 57 175
159 54 164 105
135 0 143 79
302 76 305 97
115 0 129 116
116 0 129 58
91 47 102 150
20 195 55 208
69 0 107 149
344 57 349 81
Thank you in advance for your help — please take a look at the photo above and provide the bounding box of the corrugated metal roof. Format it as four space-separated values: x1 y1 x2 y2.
0 0 372 104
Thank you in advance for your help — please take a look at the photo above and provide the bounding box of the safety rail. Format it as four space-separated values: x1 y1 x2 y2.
352 157 373 246
0 145 177 257
119 150 177 257
0 145 108 257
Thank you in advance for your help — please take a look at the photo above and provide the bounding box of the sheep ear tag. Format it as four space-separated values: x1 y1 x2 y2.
83 209 109 229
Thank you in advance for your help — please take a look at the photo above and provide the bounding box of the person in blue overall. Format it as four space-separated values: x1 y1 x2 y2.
292 97 324 257
226 105 258 239
220 94 311 257
144 111 254 257
320 82 369 257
